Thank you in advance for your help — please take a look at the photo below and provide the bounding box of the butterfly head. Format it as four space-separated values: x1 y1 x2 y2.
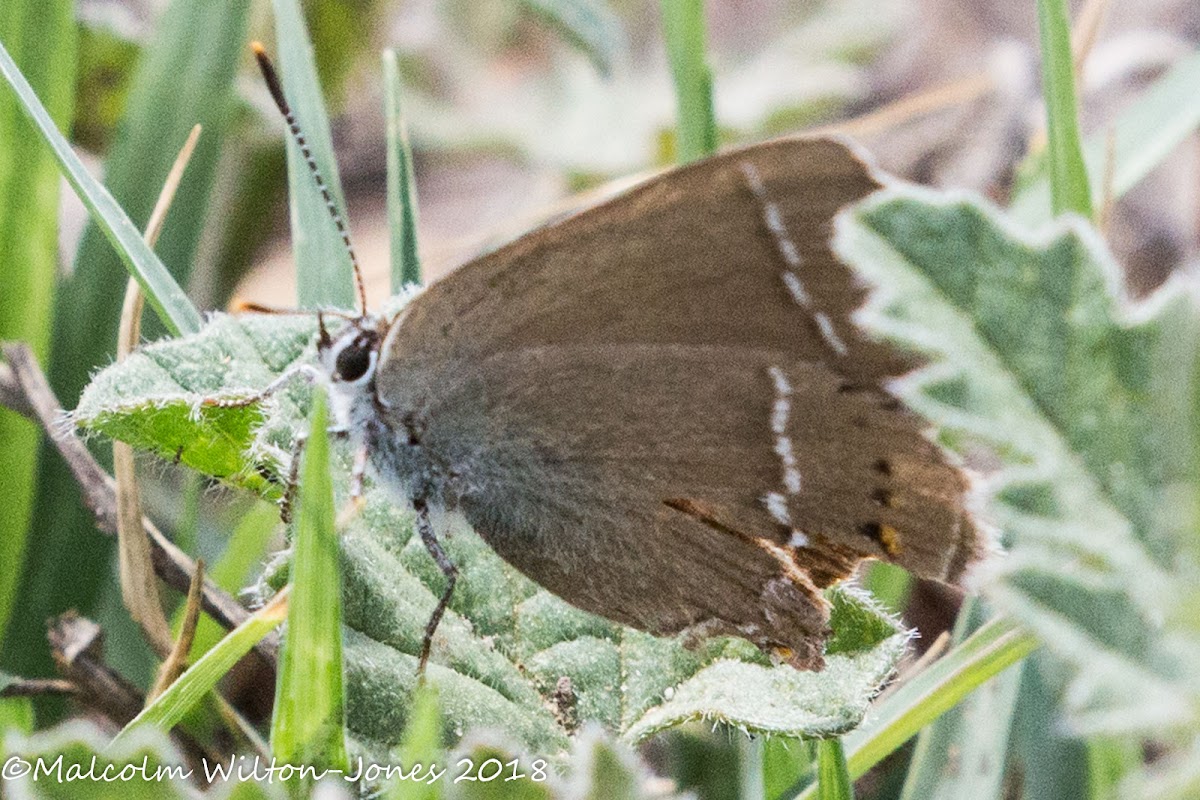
317 312 384 384
316 312 389 431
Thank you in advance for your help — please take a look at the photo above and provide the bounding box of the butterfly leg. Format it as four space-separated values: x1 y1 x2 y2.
278 432 308 524
203 363 320 409
412 497 458 677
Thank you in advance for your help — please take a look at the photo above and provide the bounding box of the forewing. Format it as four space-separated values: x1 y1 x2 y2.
382 137 909 388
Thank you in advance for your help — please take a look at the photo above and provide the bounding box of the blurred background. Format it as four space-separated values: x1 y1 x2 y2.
1 0 1198 796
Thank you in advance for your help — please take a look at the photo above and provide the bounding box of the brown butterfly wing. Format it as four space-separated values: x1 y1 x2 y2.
384 138 907 385
375 138 984 666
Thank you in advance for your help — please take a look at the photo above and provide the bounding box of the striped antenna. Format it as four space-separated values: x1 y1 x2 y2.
252 42 368 316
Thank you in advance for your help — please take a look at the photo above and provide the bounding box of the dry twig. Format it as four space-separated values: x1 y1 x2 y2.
0 677 77 698
115 124 203 656
0 343 279 663
148 559 206 702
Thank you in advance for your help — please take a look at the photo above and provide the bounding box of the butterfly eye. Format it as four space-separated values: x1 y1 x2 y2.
334 336 376 383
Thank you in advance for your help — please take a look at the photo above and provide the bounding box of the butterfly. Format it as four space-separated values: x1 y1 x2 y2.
250 44 984 673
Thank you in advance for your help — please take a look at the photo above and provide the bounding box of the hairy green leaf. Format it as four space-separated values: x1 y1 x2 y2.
8 719 197 799
835 184 1200 794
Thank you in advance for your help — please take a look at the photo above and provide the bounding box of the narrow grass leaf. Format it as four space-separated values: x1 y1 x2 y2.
270 386 350 775
0 41 200 335
3 0 249 683
792 618 1039 799
383 49 422 291
0 0 74 653
1008 655 1091 800
763 738 814 800
1010 49 1200 224
816 738 854 800
270 0 356 310
1035 0 1093 218
659 0 717 163
63 0 250 345
387 685 443 800
517 0 628 77
897 599 1022 800
114 590 289 742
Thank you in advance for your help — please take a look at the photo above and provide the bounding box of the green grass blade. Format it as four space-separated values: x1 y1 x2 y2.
387 685 443 800
1 0 249 688
517 0 628 77
383 48 422 291
792 618 1039 799
1008 658 1091 800
816 739 854 800
739 737 765 800
1035 0 1093 219
659 0 717 163
270 0 356 311
1010 49 1200 224
0 41 200 336
764 738 815 800
113 590 288 742
65 0 250 342
270 386 349 778
0 0 74 654
897 599 1022 800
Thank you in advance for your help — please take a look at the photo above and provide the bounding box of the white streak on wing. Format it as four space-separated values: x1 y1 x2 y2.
740 161 767 197
741 158 853 363
778 238 802 269
742 162 806 275
780 456 802 494
768 364 792 397
815 312 848 355
766 366 803 497
788 530 810 548
764 492 791 526
768 366 792 433
765 205 786 239
781 271 811 307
